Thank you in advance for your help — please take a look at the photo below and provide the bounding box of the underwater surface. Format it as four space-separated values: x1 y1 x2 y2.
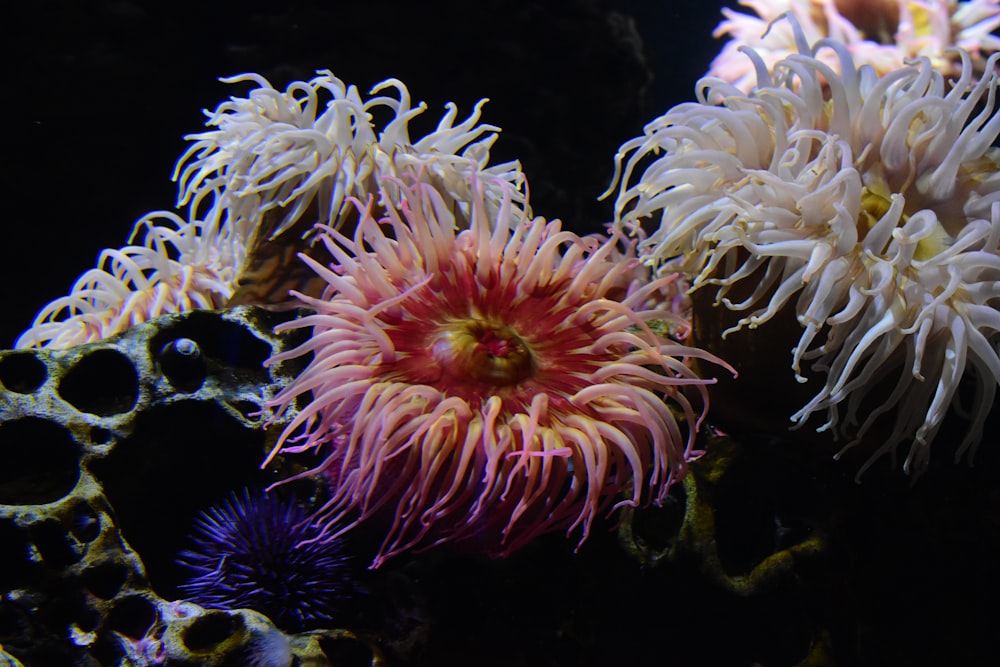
3 1 1000 665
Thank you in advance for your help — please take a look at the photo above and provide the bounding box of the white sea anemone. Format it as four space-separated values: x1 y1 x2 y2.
710 0 1000 92
18 71 525 349
173 70 527 241
15 201 240 349
606 26 1000 476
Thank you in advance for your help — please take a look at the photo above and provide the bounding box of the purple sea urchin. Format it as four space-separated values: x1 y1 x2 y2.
177 489 356 632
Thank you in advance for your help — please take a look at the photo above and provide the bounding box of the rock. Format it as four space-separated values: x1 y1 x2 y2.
0 306 388 666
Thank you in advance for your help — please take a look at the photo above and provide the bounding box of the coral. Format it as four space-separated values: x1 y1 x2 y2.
262 172 733 567
177 489 359 632
607 23 1000 476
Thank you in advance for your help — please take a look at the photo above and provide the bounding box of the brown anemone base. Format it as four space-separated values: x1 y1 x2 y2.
689 282 838 449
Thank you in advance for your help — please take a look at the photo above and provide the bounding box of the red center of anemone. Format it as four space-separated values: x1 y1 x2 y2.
374 274 606 412
429 319 534 386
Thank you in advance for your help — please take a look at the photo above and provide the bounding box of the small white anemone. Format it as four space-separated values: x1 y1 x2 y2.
606 25 1000 476
173 70 528 240
15 200 238 349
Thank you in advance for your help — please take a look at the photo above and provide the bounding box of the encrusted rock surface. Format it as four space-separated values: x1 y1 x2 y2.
0 306 392 666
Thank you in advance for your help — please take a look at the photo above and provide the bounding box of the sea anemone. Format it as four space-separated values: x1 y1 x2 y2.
174 70 527 241
709 0 1000 92
607 23 1000 476
176 489 357 632
17 71 523 349
15 203 239 349
261 173 731 567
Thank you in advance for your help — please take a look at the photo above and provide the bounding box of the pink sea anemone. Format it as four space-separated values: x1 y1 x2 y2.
262 174 732 567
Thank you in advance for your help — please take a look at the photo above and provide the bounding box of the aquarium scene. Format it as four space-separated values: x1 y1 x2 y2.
3 1 1000 665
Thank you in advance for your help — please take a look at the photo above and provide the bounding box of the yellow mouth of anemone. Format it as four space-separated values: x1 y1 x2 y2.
857 188 950 262
430 318 535 386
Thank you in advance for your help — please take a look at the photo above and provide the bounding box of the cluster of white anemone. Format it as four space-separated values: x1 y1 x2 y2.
608 27 1000 476
710 0 1000 92
16 71 525 349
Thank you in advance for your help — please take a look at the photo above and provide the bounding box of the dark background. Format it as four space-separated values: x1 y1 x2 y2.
1 0 728 349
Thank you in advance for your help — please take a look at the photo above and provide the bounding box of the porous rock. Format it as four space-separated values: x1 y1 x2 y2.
0 306 384 666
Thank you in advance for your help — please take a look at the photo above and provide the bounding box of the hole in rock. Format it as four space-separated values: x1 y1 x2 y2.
106 595 157 640
182 611 243 652
59 348 138 416
30 519 82 568
0 418 80 504
0 352 47 393
82 561 130 600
